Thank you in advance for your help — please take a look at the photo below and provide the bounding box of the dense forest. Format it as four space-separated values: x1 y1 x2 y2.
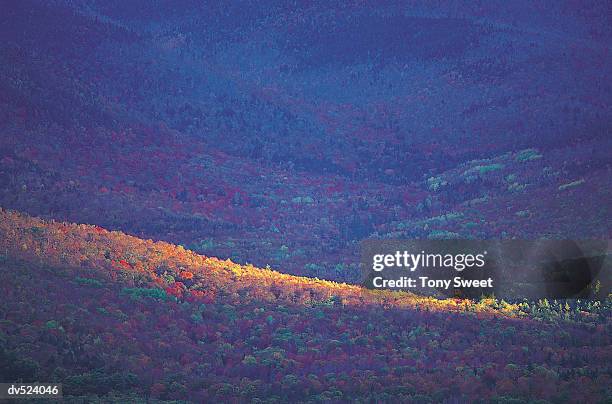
0 1 610 402
1 1 609 281
1 209 610 402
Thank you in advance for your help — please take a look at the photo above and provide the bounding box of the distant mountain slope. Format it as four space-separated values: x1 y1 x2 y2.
0 209 610 402
1 0 610 284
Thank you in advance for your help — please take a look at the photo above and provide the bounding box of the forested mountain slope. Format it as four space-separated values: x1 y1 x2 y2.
1 1 610 282
1 209 610 402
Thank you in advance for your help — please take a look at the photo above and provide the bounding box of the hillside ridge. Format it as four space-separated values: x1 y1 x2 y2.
1 208 610 402
0 207 500 313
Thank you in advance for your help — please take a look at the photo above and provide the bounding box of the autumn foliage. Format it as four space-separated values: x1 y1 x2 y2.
0 209 610 402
